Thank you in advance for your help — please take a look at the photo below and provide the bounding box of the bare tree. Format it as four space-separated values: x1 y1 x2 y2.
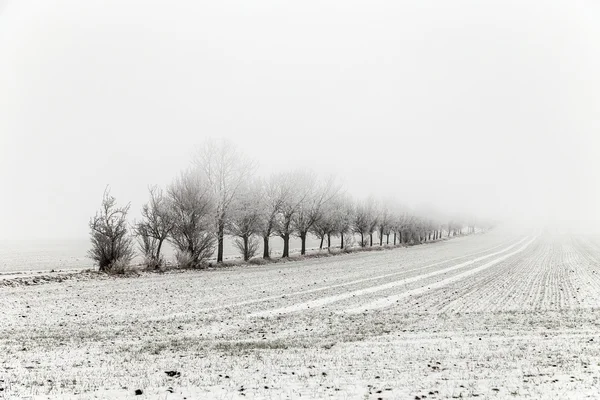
366 198 380 247
394 212 414 245
292 174 339 255
389 206 408 246
335 195 355 249
195 139 257 263
378 202 393 246
256 175 289 259
133 186 174 269
274 171 313 258
313 193 355 250
353 200 372 247
310 197 339 250
88 187 135 272
310 212 332 250
447 220 463 237
227 182 263 261
168 171 216 268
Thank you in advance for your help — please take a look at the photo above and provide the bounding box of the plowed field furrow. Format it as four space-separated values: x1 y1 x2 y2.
383 238 580 315
4 231 600 400
341 237 535 314
565 236 600 308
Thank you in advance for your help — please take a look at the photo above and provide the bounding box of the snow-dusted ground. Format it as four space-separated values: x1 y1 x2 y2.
2 231 600 399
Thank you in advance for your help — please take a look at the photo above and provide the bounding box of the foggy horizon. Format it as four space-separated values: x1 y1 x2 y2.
4 2 600 399
1 0 599 241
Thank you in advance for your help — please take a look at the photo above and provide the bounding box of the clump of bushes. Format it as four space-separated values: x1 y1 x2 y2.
88 188 135 274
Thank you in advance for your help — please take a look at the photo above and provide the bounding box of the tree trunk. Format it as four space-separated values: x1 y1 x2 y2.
282 233 290 258
217 218 225 263
370 233 373 247
393 232 396 245
341 233 344 249
399 231 403 245
300 232 307 255
319 236 324 250
386 234 389 245
428 232 432 240
379 230 383 246
156 239 164 262
243 236 249 261
360 233 365 247
263 236 270 259
327 233 331 250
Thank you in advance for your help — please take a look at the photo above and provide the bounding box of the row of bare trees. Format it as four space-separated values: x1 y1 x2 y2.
88 140 482 272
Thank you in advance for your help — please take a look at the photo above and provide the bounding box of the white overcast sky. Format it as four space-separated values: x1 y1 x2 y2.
1 0 599 240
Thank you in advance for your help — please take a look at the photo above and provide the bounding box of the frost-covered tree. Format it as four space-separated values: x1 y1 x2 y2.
292 174 339 255
393 212 414 245
274 171 313 258
378 202 394 246
353 200 373 247
310 212 333 250
256 175 289 259
168 171 216 268
227 182 263 261
310 195 341 250
195 139 257 263
312 193 354 250
335 195 355 249
366 198 380 247
134 186 174 269
88 187 135 273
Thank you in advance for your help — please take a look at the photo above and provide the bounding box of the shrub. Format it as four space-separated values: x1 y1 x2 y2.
88 188 135 272
105 258 133 275
175 251 195 269
168 171 216 267
248 257 268 266
143 255 164 271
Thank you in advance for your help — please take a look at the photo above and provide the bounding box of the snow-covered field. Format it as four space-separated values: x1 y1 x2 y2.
2 231 600 399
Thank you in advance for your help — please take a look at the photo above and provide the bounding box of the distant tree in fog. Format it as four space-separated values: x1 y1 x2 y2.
257 175 289 259
310 205 335 250
378 202 393 246
310 191 346 250
292 174 340 255
366 199 380 247
133 186 174 269
275 171 312 258
168 171 216 268
88 187 135 273
227 182 263 261
353 200 372 247
195 139 257 263
334 195 355 249
447 220 462 237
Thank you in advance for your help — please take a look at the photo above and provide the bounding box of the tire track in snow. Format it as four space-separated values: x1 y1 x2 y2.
192 238 517 314
249 236 530 317
343 235 537 314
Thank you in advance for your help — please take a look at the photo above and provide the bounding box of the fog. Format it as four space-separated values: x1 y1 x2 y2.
1 0 599 240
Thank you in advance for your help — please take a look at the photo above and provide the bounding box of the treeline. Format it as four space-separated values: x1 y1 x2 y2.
88 140 487 273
